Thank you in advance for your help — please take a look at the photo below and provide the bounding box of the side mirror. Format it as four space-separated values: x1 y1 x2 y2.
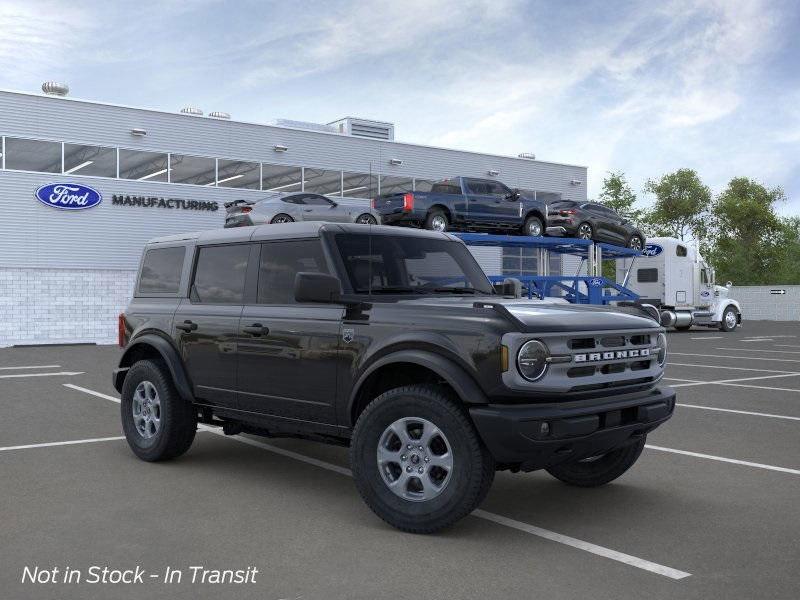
505 189 521 201
329 201 338 208
294 272 342 303
726 281 732 288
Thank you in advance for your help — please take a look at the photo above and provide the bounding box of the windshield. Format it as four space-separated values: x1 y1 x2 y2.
334 233 494 295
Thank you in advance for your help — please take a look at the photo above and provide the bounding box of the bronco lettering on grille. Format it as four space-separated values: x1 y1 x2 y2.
573 348 651 363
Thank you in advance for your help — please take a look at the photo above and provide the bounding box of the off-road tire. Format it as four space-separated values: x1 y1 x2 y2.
424 209 449 232
720 306 738 332
675 325 692 331
545 436 646 487
121 359 197 462
270 213 294 224
522 215 544 237
350 384 494 533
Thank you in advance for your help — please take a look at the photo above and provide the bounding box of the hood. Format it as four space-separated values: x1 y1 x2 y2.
394 296 659 333
714 285 729 299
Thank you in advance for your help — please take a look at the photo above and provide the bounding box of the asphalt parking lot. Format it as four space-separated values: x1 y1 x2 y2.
2 321 799 600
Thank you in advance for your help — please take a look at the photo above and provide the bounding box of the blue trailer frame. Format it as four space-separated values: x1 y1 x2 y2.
454 233 642 305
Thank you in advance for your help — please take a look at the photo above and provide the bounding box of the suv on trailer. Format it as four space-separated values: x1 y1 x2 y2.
114 223 675 533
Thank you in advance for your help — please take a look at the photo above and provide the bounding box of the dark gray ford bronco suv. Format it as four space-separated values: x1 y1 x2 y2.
114 222 674 533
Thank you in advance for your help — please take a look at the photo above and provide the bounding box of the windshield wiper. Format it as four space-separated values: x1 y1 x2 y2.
429 287 485 294
354 286 425 294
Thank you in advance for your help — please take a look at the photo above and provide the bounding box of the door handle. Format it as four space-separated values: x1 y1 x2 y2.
242 323 269 336
176 320 197 332
303 208 313 212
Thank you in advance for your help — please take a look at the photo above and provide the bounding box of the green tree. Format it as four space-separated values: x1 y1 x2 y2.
707 178 787 285
598 171 641 221
642 169 711 241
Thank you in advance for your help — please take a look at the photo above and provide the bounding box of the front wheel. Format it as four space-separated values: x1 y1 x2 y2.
350 384 494 533
121 359 197 462
522 215 543 237
720 306 738 332
628 235 644 251
545 437 646 487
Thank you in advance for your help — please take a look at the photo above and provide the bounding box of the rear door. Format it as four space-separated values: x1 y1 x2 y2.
463 179 495 225
236 238 343 424
173 243 252 408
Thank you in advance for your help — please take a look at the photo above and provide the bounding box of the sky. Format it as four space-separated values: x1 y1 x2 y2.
1 0 799 212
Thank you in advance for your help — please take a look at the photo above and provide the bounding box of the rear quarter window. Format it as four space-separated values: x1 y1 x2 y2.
137 246 186 295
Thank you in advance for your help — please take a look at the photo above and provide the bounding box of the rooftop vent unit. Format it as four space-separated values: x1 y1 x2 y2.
208 111 231 119
518 152 536 160
328 117 395 141
487 169 500 177
180 106 203 116
42 82 69 96
269 119 337 134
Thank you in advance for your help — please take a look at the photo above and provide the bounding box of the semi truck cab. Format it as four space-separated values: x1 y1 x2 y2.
616 236 742 332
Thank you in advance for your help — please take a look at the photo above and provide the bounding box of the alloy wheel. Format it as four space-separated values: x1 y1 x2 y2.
578 224 592 239
132 381 161 439
377 417 453 502
725 310 737 329
356 214 377 225
629 236 643 250
430 215 447 232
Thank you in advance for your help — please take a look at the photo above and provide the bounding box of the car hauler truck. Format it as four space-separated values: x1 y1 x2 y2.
615 237 742 332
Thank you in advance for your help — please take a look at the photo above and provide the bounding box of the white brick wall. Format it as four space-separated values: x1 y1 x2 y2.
729 286 800 322
0 268 136 347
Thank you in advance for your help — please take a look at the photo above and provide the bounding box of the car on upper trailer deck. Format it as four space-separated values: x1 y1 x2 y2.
546 199 645 250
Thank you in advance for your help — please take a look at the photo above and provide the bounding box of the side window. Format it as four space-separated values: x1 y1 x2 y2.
466 180 490 195
137 246 185 295
637 268 659 283
282 195 304 205
192 245 250 304
486 181 510 196
430 181 461 194
258 240 329 304
304 195 334 206
701 269 709 284
676 245 688 257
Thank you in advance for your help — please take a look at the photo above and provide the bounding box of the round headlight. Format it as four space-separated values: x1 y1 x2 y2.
656 332 668 366
517 340 550 381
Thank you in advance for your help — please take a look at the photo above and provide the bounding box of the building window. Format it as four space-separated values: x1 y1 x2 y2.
119 149 169 182
413 178 436 192
4 137 61 173
341 171 377 198
379 175 413 195
217 159 260 189
262 164 302 192
63 144 117 177
170 154 216 186
304 168 342 196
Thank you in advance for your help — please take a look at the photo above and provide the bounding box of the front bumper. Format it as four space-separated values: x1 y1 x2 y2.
470 386 675 471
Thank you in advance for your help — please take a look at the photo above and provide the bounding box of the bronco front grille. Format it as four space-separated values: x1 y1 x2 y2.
563 331 655 379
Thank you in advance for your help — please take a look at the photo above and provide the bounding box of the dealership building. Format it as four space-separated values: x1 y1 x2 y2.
0 84 588 346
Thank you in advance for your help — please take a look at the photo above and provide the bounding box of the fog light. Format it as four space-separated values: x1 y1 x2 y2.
540 422 550 435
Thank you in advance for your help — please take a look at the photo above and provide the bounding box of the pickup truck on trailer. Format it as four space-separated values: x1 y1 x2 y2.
373 176 551 237
114 223 674 533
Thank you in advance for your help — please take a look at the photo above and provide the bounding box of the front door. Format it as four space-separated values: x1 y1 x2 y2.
236 239 342 424
173 243 252 408
299 194 349 223
463 179 495 226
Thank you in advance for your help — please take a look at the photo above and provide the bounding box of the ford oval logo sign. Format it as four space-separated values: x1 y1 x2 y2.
588 277 604 287
35 183 102 210
641 243 663 257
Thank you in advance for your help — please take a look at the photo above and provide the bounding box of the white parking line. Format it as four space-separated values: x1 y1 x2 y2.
473 510 691 580
739 339 773 342
670 352 800 363
645 445 800 476
689 336 723 340
668 362 800 374
716 347 800 354
0 371 84 379
0 364 61 371
677 403 800 422
0 436 125 452
61 384 692 580
64 383 120 403
667 373 800 388
775 344 800 349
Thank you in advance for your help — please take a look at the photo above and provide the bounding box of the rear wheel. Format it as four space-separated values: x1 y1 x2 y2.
546 437 646 487
424 209 449 232
576 222 593 240
355 213 377 225
121 359 197 462
522 215 543 237
720 306 738 332
270 213 294 224
350 384 494 533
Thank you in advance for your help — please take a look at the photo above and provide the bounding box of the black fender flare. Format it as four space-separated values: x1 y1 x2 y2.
523 208 546 224
113 334 195 403
348 349 488 422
